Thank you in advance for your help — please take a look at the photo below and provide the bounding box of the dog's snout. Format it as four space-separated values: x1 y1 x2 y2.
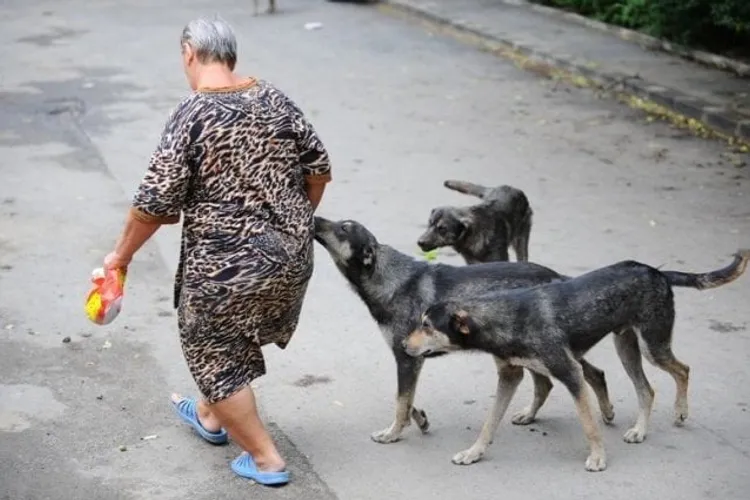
313 216 329 233
417 238 432 252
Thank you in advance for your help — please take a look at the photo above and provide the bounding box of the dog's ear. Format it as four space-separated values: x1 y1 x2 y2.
456 212 474 229
362 244 375 269
450 309 473 336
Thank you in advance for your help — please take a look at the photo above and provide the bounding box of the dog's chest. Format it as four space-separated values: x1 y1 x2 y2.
377 325 396 347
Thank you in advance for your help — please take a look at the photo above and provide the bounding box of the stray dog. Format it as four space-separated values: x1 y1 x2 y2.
417 180 533 263
403 250 750 471
253 0 276 15
313 216 614 445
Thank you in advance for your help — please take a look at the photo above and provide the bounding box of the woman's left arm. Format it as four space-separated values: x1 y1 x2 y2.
105 101 194 269
285 95 332 211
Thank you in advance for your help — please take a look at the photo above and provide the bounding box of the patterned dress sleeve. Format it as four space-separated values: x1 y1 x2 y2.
130 99 195 225
286 97 332 185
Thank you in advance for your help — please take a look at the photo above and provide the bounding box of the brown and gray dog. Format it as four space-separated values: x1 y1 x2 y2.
253 0 276 15
313 216 615 448
403 250 750 471
417 180 533 264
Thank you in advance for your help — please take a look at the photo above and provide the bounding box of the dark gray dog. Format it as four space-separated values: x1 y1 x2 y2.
313 216 614 445
253 0 276 15
417 180 533 263
404 250 750 471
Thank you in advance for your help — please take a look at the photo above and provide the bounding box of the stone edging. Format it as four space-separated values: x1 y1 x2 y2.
498 0 750 78
380 0 750 143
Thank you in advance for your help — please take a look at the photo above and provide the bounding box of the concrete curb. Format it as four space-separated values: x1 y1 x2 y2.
498 0 750 78
380 0 750 144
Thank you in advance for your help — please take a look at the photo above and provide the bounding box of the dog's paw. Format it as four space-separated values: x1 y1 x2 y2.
601 406 615 425
511 408 536 425
673 407 688 427
584 453 607 472
411 407 430 433
623 426 646 444
370 428 403 444
451 447 485 465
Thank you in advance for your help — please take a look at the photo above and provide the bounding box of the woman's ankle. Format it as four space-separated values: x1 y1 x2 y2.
196 399 222 433
253 453 286 472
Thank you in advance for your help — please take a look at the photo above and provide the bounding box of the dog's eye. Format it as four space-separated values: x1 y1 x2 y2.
436 225 446 235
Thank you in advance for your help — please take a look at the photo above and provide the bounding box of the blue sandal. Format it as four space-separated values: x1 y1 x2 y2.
172 396 228 445
231 452 290 486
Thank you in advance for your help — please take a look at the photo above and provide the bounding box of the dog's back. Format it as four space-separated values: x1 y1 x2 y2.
431 180 534 263
386 258 565 328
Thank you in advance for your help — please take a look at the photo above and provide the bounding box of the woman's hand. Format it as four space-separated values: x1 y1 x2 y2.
104 251 131 271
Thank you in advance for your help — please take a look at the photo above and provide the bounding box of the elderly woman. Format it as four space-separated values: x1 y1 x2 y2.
103 17 331 486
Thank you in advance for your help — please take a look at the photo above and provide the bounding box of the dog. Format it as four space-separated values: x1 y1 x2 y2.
403 250 750 471
417 180 533 263
253 0 276 15
313 216 615 445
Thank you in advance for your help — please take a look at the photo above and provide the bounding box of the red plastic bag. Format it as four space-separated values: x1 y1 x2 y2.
84 267 127 325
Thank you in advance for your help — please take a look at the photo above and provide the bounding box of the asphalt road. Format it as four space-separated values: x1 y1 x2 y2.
1 1 749 499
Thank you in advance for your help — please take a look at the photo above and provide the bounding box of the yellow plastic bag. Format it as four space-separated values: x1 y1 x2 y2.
84 267 127 325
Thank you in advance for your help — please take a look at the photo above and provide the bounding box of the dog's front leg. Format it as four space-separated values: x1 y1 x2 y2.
580 358 615 424
371 356 426 444
511 371 553 425
557 357 607 472
452 359 523 465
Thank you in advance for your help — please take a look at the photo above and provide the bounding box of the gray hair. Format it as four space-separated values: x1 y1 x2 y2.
180 16 238 69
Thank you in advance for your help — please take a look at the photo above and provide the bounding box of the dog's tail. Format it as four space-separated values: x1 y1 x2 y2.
443 180 491 199
663 249 750 290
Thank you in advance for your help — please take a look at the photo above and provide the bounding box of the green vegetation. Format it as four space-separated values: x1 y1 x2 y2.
535 0 750 58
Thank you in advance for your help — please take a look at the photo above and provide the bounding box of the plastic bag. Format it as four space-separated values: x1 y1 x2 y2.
84 267 127 325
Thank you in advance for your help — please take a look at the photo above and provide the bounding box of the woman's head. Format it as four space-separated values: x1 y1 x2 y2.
180 17 238 90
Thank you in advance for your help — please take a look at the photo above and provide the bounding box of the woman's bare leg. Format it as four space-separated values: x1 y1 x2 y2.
208 386 286 472
171 393 223 433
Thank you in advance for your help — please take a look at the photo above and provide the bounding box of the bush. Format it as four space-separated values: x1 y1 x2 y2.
535 0 750 56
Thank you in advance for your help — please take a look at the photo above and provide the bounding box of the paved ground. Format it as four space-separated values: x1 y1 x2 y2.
1 0 749 499
384 0 750 140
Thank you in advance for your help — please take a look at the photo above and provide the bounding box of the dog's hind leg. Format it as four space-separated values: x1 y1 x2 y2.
580 358 615 424
511 371 552 425
552 353 607 472
452 358 523 465
371 356 426 444
636 323 690 427
512 218 532 262
614 328 655 443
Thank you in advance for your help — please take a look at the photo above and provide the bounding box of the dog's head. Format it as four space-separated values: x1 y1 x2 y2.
417 207 472 252
402 301 477 358
314 216 379 279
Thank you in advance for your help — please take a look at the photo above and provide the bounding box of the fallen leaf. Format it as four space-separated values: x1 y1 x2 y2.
419 249 439 262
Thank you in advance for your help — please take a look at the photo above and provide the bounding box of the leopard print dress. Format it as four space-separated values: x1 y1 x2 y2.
130 78 331 403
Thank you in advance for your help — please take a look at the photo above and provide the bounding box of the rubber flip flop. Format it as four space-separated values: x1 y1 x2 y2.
172 396 228 445
231 452 290 486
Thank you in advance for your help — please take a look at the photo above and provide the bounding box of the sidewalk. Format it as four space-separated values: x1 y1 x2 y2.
381 0 750 142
